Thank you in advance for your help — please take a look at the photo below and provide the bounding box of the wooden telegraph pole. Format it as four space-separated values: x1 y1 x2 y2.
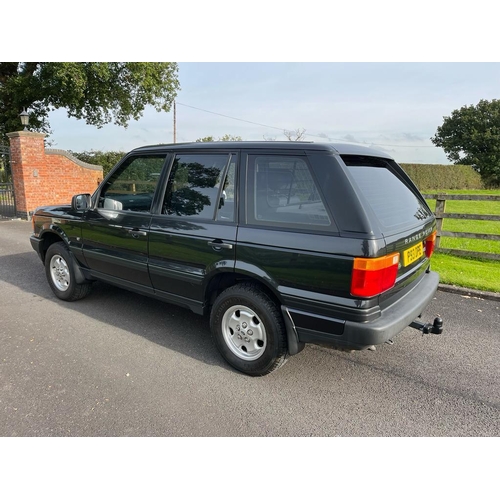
173 101 177 143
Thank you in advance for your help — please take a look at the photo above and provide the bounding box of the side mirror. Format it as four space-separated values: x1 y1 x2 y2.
72 194 92 211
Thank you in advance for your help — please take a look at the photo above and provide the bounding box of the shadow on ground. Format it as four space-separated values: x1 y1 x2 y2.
0 251 231 373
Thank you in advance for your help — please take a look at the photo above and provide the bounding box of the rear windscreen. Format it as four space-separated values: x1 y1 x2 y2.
342 155 432 231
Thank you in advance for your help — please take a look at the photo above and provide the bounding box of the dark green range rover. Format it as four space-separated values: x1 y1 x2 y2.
30 142 443 376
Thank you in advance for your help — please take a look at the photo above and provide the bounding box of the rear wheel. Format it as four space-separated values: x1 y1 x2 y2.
210 283 288 376
45 242 92 301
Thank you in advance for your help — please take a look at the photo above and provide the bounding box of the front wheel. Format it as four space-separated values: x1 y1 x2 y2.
45 242 92 301
210 283 288 376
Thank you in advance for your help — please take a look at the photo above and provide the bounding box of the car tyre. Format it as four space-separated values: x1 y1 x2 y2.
210 283 288 376
45 242 92 301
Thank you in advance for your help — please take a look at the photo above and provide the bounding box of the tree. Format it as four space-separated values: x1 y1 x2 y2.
284 128 307 141
195 136 216 142
195 134 242 142
264 128 307 141
431 99 500 186
0 63 180 141
70 150 126 178
0 152 9 182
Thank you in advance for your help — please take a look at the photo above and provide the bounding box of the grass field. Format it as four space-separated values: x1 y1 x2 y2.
423 189 500 293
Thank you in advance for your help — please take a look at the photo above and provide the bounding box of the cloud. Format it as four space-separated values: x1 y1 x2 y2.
373 132 426 144
342 134 361 143
401 132 425 142
369 143 396 153
316 132 331 140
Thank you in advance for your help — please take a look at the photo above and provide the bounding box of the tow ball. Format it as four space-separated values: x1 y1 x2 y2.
410 316 443 335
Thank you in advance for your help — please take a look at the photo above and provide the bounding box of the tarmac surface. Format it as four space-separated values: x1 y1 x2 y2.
1 219 499 436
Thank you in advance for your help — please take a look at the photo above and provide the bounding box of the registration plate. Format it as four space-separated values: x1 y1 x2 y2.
403 242 424 266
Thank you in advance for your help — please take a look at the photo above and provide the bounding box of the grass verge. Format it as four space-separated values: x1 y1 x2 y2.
431 253 500 293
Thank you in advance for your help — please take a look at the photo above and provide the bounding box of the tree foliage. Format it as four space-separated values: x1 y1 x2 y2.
70 150 126 178
431 99 500 186
195 134 242 142
0 148 9 182
0 62 180 141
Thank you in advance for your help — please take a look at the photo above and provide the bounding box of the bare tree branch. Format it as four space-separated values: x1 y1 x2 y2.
284 128 306 141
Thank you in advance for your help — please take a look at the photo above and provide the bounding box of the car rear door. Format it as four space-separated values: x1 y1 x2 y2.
148 150 238 312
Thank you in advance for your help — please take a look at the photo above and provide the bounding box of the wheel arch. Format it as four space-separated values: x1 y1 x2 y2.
38 229 67 263
205 270 282 311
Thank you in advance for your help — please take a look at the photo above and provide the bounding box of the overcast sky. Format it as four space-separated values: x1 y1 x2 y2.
44 62 500 164
6 2 500 166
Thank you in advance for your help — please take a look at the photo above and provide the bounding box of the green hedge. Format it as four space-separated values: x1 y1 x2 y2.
400 163 483 191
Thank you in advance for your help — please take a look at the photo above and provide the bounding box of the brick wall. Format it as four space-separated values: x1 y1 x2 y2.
6 131 103 219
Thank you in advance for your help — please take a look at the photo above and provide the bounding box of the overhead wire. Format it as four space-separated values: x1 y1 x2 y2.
176 101 438 149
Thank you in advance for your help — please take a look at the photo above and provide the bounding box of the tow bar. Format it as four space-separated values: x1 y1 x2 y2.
410 316 443 335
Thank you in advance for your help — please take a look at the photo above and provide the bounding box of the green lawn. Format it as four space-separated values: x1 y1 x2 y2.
425 197 500 216
424 189 500 293
431 253 500 293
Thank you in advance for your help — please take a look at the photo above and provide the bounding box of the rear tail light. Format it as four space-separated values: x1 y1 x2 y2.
425 231 437 259
351 252 400 298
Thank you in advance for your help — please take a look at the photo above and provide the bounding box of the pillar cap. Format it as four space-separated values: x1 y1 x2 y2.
6 131 47 139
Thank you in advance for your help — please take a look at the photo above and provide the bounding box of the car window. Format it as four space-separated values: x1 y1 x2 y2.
161 153 233 220
342 155 433 231
98 155 166 212
247 155 331 228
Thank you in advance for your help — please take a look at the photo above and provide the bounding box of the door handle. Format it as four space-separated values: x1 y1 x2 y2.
208 240 233 250
128 228 148 238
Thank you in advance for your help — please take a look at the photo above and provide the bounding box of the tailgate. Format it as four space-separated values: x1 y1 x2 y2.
341 154 437 296
384 220 437 294
385 221 436 286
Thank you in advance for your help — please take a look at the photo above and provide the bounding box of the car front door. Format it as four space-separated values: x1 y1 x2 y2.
81 153 167 288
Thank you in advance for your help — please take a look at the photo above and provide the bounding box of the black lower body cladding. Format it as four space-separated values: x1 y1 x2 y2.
288 270 440 350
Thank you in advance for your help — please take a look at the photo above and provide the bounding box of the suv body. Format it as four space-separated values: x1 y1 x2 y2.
30 142 441 375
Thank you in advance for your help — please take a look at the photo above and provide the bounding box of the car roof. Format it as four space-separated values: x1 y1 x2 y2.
131 141 394 159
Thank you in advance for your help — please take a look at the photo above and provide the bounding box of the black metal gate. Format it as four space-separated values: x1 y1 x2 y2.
0 145 16 219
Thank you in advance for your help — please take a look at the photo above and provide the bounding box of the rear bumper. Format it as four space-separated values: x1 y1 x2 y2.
292 270 440 349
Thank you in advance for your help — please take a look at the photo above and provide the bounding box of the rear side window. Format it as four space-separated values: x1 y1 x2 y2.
247 155 331 229
342 155 432 231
